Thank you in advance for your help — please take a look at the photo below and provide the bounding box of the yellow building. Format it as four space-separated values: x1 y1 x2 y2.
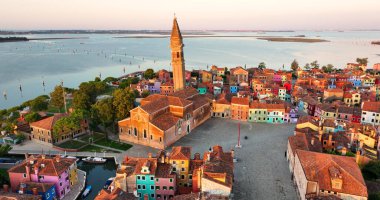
296 116 320 131
169 146 192 188
212 93 231 118
69 162 78 187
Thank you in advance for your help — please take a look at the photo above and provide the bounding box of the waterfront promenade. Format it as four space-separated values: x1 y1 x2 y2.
62 169 86 200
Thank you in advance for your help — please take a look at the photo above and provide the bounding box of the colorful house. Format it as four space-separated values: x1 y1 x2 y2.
361 101 380 125
230 85 238 94
266 104 285 123
212 93 231 118
135 158 157 200
278 87 286 101
154 162 176 200
169 146 192 192
248 103 267 123
8 155 76 200
230 97 249 121
21 182 56 200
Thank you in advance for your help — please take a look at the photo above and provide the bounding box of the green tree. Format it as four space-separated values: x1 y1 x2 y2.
0 144 12 157
30 96 49 111
53 115 81 140
92 98 115 139
310 60 320 69
304 63 310 70
258 62 266 70
112 88 136 121
144 68 155 79
322 64 334 73
16 133 26 141
94 77 101 82
103 77 118 83
50 85 65 109
72 91 91 110
291 59 299 71
356 58 368 66
24 112 41 123
141 90 150 98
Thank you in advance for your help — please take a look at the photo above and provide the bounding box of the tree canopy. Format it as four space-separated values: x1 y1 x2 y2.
258 62 266 70
50 85 65 109
310 60 320 69
291 59 299 71
91 98 115 127
141 90 150 98
52 109 87 140
322 64 335 73
24 112 41 123
72 81 107 110
112 88 136 121
0 144 12 157
144 68 155 79
356 58 368 66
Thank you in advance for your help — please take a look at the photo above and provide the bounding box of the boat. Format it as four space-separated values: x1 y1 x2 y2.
82 157 107 164
60 155 79 162
103 177 115 189
82 185 92 198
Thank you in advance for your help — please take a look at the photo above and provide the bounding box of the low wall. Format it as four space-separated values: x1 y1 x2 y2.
52 144 90 152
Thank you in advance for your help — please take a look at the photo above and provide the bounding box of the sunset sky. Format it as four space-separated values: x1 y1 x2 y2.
1 0 380 30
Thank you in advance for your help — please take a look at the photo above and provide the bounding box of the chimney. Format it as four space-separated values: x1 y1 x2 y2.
207 153 210 162
311 138 315 146
230 149 235 159
356 150 361 164
41 154 45 160
3 184 9 193
32 187 38 195
55 156 60 163
25 166 31 181
148 153 152 158
161 155 165 164
194 153 201 160
328 134 333 143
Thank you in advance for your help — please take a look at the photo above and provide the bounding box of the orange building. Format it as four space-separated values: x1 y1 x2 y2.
118 89 211 149
230 97 249 121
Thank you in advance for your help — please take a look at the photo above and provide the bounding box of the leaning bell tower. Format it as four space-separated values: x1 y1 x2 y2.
170 16 186 91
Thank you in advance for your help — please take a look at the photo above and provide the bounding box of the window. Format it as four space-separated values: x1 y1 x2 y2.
157 195 161 198
150 135 153 140
163 186 167 190
23 173 27 178
160 137 162 142
156 178 159 182
169 178 173 182
143 130 147 139
189 175 192 179
128 130 131 135
181 175 185 179
134 128 137 136
142 185 146 190
151 194 155 198
181 168 185 172
156 186 160 190
169 186 174 190
137 175 141 180
150 176 154 181
142 176 146 180
151 185 155 190
172 167 176 172
181 161 185 164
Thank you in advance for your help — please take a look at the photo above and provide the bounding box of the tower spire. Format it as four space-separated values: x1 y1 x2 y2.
170 16 186 91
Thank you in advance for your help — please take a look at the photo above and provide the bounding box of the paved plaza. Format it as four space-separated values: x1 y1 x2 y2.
171 118 297 200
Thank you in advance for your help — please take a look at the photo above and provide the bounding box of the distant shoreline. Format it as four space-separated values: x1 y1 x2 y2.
257 37 329 43
29 37 89 40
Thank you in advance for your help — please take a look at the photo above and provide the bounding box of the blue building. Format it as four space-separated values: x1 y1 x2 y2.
136 159 157 200
24 182 56 200
230 85 238 94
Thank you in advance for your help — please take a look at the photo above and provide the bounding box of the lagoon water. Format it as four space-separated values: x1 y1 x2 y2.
0 31 379 109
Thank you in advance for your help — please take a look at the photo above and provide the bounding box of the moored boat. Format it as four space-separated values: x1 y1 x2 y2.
82 157 107 164
82 185 92 198
103 177 115 189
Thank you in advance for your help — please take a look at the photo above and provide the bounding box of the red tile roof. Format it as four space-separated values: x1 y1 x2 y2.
231 97 249 105
170 146 192 160
362 101 380 113
151 113 180 131
8 155 75 177
29 113 67 131
296 150 367 198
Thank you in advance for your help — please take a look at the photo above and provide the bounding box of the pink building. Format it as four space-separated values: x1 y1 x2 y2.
374 63 380 71
155 163 177 200
8 155 75 199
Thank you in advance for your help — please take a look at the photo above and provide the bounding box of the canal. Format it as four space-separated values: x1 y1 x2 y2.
77 159 117 200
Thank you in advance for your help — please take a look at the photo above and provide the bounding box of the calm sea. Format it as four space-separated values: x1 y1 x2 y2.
0 31 379 109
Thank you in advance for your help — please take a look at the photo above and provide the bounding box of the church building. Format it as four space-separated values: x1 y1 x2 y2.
118 17 211 149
